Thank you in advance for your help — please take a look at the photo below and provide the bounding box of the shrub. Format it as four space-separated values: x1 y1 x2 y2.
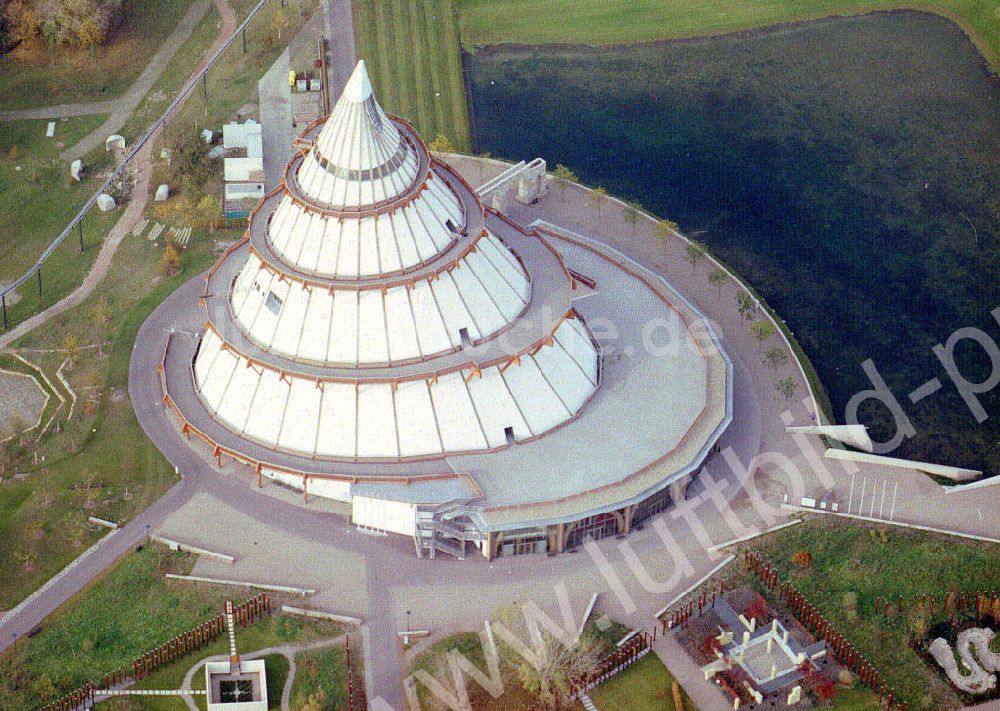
744 595 768 624
791 549 813 568
159 243 182 276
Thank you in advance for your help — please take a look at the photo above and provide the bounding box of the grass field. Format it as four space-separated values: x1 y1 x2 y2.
0 0 317 334
0 545 341 710
0 211 230 609
407 620 632 709
289 645 362 710
455 0 1000 71
587 654 694 710
353 0 471 151
0 0 198 110
0 115 113 288
749 519 1000 709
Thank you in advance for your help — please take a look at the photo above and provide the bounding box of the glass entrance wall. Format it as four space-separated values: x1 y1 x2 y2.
564 512 619 551
631 486 675 529
498 527 549 557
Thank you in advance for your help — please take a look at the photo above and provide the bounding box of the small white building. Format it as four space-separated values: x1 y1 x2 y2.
205 658 268 711
222 120 264 183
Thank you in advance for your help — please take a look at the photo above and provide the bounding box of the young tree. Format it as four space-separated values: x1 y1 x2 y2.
293 690 324 711
621 201 641 237
735 291 757 321
160 243 182 276
749 319 776 350
93 296 112 356
654 218 678 241
551 163 577 203
62 333 80 368
198 194 218 230
427 134 454 152
270 7 290 41
588 186 607 216
685 240 706 273
708 268 726 296
762 345 789 370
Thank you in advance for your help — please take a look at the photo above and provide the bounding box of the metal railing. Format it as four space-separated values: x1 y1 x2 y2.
0 0 273 330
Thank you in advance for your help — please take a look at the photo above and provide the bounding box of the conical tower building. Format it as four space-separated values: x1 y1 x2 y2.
189 61 599 460
153 61 732 559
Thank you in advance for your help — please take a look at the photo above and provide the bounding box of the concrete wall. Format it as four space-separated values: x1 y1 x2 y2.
352 495 416 536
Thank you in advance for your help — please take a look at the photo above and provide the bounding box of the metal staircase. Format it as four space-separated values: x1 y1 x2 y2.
414 500 485 560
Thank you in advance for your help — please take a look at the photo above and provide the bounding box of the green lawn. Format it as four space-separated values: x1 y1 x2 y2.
354 0 472 151
0 221 226 608
456 0 1000 71
0 0 198 110
751 519 1000 710
0 0 323 612
0 115 113 289
289 645 362 711
407 621 633 709
0 0 317 335
588 654 693 710
0 544 340 710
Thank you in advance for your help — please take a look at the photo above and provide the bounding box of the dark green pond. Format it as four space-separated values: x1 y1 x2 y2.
467 11 1000 473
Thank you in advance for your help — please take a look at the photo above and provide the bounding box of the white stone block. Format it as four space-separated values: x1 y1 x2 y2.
96 193 117 211
105 134 125 152
787 685 802 705
155 184 170 202
70 159 83 181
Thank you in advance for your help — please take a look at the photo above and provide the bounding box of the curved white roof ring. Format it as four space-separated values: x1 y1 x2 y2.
296 61 420 208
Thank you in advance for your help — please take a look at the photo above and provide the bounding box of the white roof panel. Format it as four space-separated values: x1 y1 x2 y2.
244 368 289 442
278 379 322 452
357 290 388 362
430 372 488 452
467 367 531 446
357 383 398 457
395 381 442 457
317 382 356 456
384 288 420 362
502 357 569 435
327 290 358 364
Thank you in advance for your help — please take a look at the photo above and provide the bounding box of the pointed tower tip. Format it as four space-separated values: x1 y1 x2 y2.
342 60 373 102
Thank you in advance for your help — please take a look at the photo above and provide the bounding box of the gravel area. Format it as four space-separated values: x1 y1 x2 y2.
0 370 47 436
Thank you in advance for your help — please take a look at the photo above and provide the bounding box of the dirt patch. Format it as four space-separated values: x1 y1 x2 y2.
0 283 22 307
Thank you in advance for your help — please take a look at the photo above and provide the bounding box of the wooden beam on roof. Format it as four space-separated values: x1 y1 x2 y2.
464 365 482 383
500 356 520 374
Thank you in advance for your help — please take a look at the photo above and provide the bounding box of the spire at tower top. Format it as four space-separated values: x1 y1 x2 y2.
341 60 374 103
